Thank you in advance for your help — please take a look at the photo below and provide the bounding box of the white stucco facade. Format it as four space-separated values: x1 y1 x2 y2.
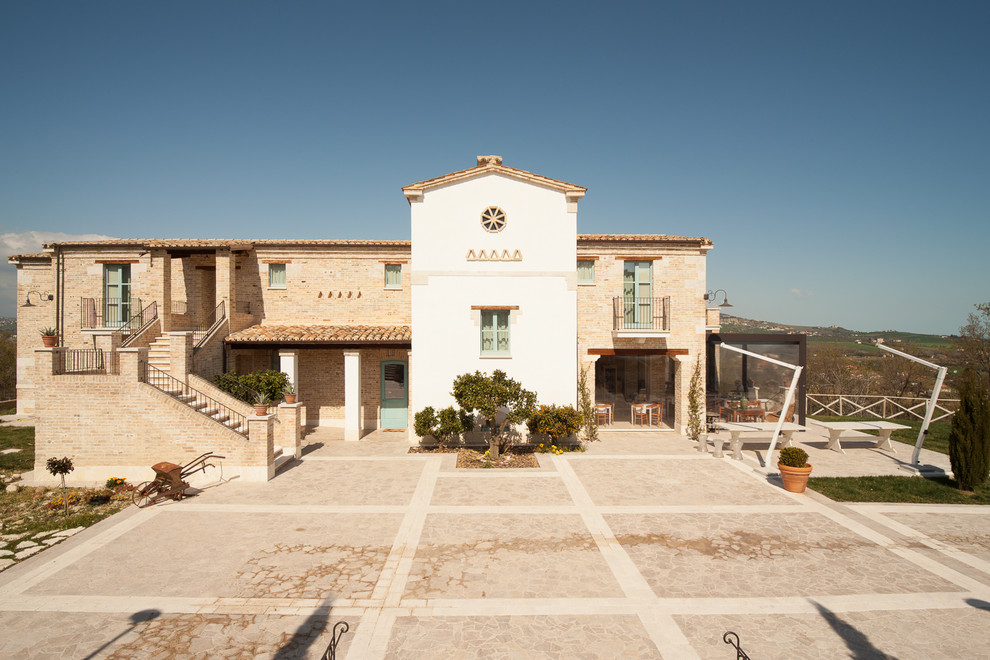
409 169 580 417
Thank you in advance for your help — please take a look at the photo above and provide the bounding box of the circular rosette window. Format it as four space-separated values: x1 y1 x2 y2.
480 206 507 233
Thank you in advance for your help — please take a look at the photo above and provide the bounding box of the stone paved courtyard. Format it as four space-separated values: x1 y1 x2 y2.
2 428 990 658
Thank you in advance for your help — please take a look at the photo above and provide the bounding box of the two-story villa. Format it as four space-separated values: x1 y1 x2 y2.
10 156 714 483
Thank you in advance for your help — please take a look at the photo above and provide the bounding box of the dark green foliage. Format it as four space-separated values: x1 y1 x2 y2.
451 370 537 460
45 456 74 516
528 404 582 445
414 406 473 447
686 360 704 444
777 446 809 468
213 370 290 404
577 367 598 442
948 369 990 491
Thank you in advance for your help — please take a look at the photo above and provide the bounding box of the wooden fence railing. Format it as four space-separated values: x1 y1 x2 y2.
806 394 959 423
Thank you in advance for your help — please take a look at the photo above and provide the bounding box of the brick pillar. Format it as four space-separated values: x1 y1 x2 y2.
215 248 237 331
154 250 172 333
278 349 299 397
343 349 362 442
248 413 275 481
168 332 194 382
118 347 148 382
278 402 303 458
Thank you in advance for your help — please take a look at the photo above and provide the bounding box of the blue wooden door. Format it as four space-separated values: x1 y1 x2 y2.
380 360 408 429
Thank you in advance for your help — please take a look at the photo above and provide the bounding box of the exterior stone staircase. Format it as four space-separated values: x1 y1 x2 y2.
142 333 289 467
147 335 172 374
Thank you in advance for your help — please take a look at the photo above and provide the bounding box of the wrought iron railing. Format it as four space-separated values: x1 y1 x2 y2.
193 300 226 350
53 349 120 375
144 363 247 435
612 296 671 332
723 632 751 659
119 301 159 348
807 393 959 422
80 297 143 329
170 300 188 315
321 621 349 660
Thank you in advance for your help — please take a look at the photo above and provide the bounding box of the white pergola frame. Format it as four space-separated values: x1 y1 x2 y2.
875 343 948 467
717 343 803 466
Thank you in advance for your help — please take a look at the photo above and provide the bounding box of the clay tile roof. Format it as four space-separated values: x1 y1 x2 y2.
7 253 51 263
225 324 411 344
403 155 587 199
578 233 713 247
41 238 410 250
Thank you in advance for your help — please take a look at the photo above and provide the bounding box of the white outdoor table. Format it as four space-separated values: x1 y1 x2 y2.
713 422 806 460
812 420 911 453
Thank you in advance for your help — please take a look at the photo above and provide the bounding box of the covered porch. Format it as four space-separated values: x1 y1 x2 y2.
224 324 412 441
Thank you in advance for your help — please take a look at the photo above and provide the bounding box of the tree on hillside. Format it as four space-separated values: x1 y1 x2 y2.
0 332 15 401
807 345 870 395
956 302 990 391
451 370 537 460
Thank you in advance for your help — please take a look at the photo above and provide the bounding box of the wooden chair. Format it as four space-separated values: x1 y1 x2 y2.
767 401 796 423
632 403 650 426
647 403 664 426
596 403 612 426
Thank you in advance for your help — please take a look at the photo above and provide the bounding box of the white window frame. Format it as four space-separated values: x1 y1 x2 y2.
480 309 511 357
384 263 402 289
577 260 595 284
268 263 287 289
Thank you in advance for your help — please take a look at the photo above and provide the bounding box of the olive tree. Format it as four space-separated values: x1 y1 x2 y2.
451 370 537 460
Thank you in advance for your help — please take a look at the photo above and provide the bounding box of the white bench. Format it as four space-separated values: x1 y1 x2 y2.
713 422 806 460
812 420 911 453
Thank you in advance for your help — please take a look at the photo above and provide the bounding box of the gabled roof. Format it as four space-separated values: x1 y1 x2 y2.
225 324 411 345
402 155 587 201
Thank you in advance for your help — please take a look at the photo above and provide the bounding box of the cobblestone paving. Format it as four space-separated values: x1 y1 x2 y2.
430 475 574 506
571 457 798 506
405 513 623 599
676 607 990 659
882 510 990 563
606 511 958 598
385 615 661 659
2 432 990 659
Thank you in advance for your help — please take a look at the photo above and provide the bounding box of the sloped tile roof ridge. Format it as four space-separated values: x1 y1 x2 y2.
42 238 411 249
403 158 586 195
226 324 412 343
578 233 713 246
8 252 51 262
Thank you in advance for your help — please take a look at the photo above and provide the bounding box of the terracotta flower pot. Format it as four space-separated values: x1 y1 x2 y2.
284 393 297 405
42 335 58 348
253 404 269 416
778 462 813 493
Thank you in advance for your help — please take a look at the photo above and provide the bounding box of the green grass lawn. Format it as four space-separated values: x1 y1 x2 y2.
0 423 34 474
809 474 990 505
809 415 951 455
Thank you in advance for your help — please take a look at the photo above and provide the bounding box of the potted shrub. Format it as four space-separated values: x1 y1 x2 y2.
777 446 812 493
284 382 297 405
253 392 271 416
40 327 58 348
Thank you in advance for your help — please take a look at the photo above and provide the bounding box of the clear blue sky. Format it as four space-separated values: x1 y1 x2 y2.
2 0 987 334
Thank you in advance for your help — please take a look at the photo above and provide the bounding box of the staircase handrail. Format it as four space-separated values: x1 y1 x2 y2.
194 300 226 350
144 363 247 436
119 301 159 347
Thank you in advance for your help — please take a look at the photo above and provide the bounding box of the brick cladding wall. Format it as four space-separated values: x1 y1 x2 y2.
14 260 56 414
33 375 264 480
576 242 709 432
243 247 412 326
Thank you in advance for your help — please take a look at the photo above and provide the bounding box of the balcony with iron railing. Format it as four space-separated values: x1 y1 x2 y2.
80 297 144 330
612 296 671 336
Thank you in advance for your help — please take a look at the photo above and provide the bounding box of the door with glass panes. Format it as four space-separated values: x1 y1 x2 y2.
623 261 652 328
380 360 408 429
103 264 131 327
